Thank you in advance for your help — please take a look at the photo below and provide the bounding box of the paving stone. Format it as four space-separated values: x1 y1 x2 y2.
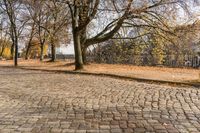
0 67 199 132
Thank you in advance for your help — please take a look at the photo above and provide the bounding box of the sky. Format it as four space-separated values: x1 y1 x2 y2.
57 44 74 55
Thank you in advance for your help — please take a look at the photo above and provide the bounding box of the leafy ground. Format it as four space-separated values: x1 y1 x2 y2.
0 59 199 85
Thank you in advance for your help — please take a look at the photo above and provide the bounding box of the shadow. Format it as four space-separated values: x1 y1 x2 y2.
0 65 199 88
185 79 200 86
0 72 56 76
0 66 55 75
44 59 60 63
57 62 75 67
0 65 14 68
0 65 46 68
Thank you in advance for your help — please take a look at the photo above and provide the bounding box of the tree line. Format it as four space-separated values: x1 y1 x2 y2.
90 21 200 67
0 0 199 70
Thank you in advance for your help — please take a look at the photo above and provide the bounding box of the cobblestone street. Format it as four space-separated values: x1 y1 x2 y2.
0 67 200 133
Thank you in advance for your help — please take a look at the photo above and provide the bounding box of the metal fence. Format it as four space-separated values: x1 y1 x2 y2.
164 55 200 68
87 54 200 68
52 53 200 68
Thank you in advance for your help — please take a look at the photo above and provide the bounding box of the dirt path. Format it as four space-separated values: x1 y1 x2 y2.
0 59 199 83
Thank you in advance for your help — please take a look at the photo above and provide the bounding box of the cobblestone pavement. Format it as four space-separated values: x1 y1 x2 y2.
0 67 200 133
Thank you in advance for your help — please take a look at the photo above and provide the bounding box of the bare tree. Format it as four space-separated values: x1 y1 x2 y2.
58 0 189 70
45 0 70 62
23 0 70 61
61 0 133 70
0 0 28 66
22 1 37 60
26 0 49 61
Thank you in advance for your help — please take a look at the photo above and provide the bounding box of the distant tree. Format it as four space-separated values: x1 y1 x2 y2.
22 1 37 60
0 37 12 58
23 0 70 62
91 21 200 67
21 39 48 59
0 0 28 66
22 0 50 61
44 0 70 62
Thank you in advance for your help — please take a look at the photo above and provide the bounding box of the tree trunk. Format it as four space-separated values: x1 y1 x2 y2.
0 45 5 56
14 38 18 66
70 3 84 70
73 31 84 70
25 21 35 60
51 44 56 62
82 46 87 64
80 28 87 64
40 43 44 61
25 42 31 60
10 43 14 60
0 50 3 57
